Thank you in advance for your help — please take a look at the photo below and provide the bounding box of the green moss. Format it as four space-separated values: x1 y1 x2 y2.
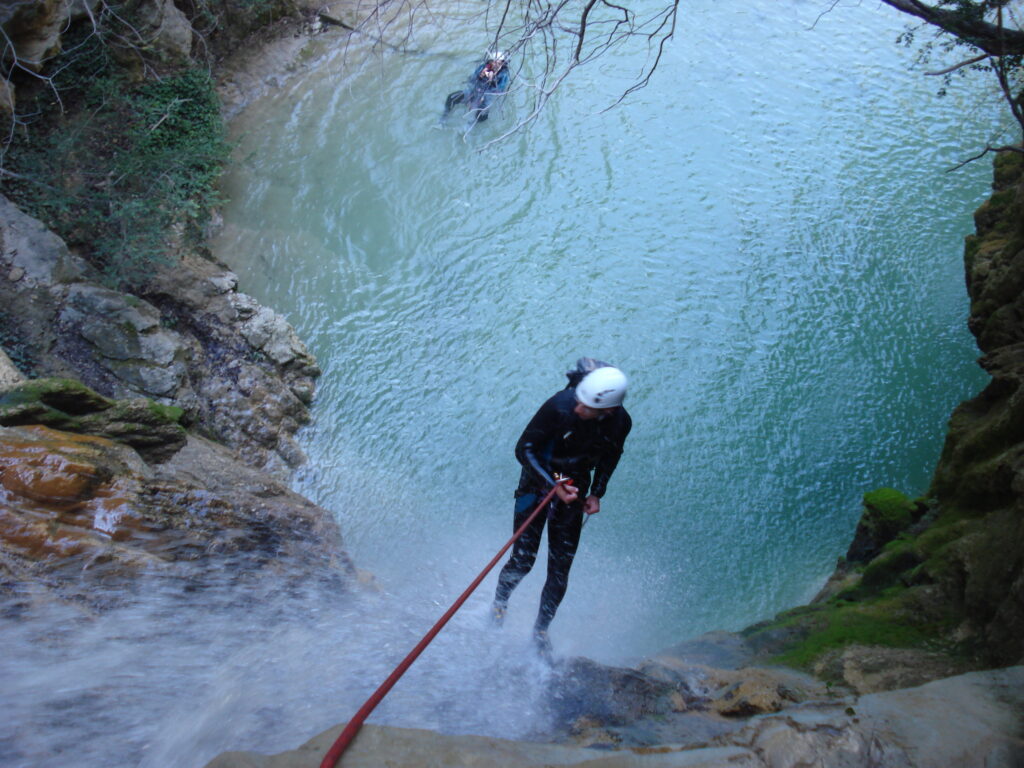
992 150 1024 190
860 544 920 591
855 488 918 551
964 233 981 273
4 36 230 289
863 488 914 526
771 601 933 669
146 401 185 425
0 378 113 414
974 188 1019 235
914 520 970 558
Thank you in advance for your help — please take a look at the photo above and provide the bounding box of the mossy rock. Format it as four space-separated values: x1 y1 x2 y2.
764 598 939 671
0 377 185 462
0 378 113 415
845 488 923 563
963 233 981 274
992 150 1024 191
973 188 1019 236
840 542 922 600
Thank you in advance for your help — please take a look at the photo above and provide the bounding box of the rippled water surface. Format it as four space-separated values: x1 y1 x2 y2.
216 0 999 651
4 0 1010 765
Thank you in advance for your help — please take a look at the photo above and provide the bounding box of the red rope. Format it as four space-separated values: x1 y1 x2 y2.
319 480 567 768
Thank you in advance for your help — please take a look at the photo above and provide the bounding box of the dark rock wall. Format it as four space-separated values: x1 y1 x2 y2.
927 152 1024 665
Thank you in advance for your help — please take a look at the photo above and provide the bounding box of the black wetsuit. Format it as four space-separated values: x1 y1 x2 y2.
494 388 632 632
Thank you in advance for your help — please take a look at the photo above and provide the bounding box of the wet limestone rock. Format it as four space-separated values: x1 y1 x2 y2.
58 284 193 402
205 722 757 768
810 644 971 695
0 378 186 463
0 423 354 608
0 348 25 391
545 656 699 728
204 668 1024 768
0 196 318 476
720 666 1024 768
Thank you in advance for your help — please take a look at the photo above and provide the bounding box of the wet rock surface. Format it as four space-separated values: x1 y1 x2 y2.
205 666 1024 767
0 422 354 611
0 378 186 463
0 195 318 476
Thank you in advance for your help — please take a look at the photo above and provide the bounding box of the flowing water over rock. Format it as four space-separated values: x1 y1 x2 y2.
2 1 1012 766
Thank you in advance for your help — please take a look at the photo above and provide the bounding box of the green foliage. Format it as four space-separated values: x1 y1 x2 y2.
4 31 229 290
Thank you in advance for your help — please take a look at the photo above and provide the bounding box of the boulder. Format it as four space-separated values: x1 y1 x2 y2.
544 656 699 728
0 194 87 286
131 0 195 63
710 673 793 717
810 644 971 695
59 284 191 399
0 197 318 476
0 0 68 71
0 378 186 463
0 424 354 608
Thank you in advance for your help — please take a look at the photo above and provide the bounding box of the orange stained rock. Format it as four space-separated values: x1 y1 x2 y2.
89 478 147 541
11 424 117 449
0 425 151 559
0 426 115 506
0 507 95 558
1 456 99 505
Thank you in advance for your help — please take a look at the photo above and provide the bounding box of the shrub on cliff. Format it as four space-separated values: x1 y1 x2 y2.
3 34 229 289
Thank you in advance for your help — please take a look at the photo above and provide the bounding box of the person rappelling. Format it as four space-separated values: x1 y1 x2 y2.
443 50 511 122
491 359 632 656
319 359 632 766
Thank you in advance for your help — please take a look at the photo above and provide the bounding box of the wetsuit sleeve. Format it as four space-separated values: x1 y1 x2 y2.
514 396 563 490
590 410 632 498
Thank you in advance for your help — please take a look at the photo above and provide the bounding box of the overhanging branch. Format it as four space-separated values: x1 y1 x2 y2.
880 0 1024 55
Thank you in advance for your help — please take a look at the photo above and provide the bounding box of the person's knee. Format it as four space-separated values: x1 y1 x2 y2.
511 551 538 573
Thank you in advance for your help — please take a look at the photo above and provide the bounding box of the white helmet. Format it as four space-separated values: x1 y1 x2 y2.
576 366 628 409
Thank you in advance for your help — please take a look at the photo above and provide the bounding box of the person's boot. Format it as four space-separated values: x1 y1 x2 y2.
532 627 552 660
490 601 507 628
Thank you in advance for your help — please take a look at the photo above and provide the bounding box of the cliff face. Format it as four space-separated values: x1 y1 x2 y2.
0 197 357 609
0 194 320 475
926 152 1024 664
0 2 353 610
738 154 1024 682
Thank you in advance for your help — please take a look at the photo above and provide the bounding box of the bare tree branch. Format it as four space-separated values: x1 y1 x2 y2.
924 52 989 75
947 143 1024 171
880 0 1024 56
